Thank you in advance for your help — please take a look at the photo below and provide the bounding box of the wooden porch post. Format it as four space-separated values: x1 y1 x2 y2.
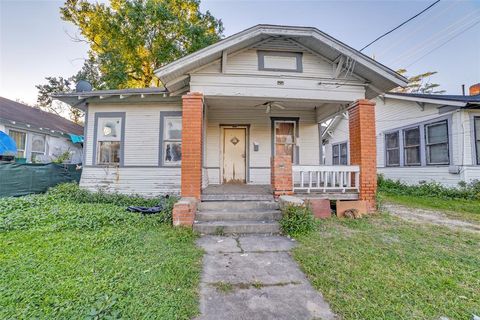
348 99 377 211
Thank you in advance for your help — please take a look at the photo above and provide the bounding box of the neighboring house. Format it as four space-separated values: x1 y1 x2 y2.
0 97 84 163
323 84 480 187
54 24 408 217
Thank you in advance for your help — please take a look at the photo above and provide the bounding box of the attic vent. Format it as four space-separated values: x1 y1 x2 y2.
258 51 302 73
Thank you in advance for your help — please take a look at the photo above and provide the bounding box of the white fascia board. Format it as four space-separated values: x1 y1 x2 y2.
384 93 467 107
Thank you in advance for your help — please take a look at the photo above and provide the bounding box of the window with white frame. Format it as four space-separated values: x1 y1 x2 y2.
385 131 400 167
403 127 421 166
332 142 348 165
475 117 480 165
96 117 122 164
162 116 182 166
425 120 449 165
31 134 46 161
9 130 26 158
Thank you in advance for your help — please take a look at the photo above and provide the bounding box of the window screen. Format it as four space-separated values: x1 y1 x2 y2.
97 117 122 164
385 132 400 166
425 120 449 165
403 127 421 166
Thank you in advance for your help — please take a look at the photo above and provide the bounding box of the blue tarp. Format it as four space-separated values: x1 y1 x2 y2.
0 131 17 156
68 133 84 144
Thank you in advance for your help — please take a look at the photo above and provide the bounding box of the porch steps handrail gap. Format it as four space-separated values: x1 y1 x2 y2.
292 165 360 193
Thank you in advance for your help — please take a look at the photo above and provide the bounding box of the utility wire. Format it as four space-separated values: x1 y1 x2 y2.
359 0 441 52
406 19 480 67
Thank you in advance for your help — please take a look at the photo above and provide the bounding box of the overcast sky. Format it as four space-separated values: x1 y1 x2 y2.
0 0 479 106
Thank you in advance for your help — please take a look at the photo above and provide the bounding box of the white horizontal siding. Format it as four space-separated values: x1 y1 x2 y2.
205 106 319 185
80 167 180 196
85 102 181 166
377 167 463 187
323 97 480 186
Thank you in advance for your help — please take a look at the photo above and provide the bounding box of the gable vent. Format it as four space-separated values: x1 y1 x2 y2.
252 37 304 52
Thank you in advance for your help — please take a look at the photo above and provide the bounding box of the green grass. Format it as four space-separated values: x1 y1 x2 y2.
293 215 480 320
0 185 202 319
379 192 480 223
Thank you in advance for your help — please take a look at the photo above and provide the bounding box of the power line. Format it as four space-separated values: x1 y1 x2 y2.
406 19 480 67
359 0 441 52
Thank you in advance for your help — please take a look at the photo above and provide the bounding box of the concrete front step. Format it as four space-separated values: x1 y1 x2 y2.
193 220 281 235
201 194 274 201
198 201 279 212
196 210 282 222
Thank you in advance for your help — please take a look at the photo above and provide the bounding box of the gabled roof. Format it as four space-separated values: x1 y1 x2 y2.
155 24 408 98
385 92 480 108
0 96 84 135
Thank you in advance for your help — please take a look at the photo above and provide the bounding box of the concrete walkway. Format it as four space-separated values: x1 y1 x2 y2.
195 235 336 320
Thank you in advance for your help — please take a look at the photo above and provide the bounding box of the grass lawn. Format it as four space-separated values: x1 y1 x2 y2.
379 191 480 224
293 215 480 320
0 184 203 319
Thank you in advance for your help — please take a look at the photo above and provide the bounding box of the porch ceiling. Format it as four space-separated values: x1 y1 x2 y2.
205 96 348 122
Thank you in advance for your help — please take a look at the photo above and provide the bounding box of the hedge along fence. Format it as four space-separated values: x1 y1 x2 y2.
0 162 81 197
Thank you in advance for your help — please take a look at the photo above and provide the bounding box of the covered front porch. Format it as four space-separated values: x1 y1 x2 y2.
178 93 376 205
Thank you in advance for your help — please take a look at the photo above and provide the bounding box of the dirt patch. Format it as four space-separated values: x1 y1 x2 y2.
382 203 480 233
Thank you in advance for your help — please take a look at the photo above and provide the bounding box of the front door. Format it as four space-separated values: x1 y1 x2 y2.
223 128 246 184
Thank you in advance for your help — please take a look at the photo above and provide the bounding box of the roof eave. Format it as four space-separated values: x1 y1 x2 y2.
384 93 468 107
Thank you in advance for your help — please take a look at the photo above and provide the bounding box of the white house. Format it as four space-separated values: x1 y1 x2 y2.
0 97 84 163
323 84 480 187
54 24 408 227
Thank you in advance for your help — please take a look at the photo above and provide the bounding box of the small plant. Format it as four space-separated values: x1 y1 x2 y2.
279 204 317 236
211 282 234 293
52 150 71 164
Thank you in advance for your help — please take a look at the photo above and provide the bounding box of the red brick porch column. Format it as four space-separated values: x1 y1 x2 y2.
348 99 377 211
181 92 204 200
271 155 293 197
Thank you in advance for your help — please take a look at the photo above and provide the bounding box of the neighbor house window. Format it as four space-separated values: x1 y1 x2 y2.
258 51 303 72
162 116 182 166
385 131 400 167
96 117 122 164
332 142 348 165
403 127 421 166
425 120 449 165
31 134 46 161
475 117 480 165
9 130 26 158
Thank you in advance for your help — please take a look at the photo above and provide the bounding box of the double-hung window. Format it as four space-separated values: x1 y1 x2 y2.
332 142 348 165
425 120 449 165
9 130 26 158
403 127 421 166
385 132 400 166
31 134 46 161
96 116 122 165
162 116 182 166
475 117 480 165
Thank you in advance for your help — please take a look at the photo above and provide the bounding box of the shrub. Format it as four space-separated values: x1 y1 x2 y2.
279 204 317 236
0 183 177 231
377 174 480 201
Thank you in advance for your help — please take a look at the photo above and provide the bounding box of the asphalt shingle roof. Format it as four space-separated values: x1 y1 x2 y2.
0 96 83 135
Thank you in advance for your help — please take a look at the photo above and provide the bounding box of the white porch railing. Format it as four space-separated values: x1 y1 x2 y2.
292 165 360 193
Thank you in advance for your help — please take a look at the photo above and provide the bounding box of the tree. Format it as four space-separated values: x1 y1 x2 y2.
60 0 224 88
393 69 445 94
36 58 103 123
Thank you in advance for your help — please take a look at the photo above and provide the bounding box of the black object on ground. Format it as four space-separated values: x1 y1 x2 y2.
126 195 170 215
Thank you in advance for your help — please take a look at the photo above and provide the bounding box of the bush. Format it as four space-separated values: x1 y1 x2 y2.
377 174 480 201
0 183 177 231
279 204 317 236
